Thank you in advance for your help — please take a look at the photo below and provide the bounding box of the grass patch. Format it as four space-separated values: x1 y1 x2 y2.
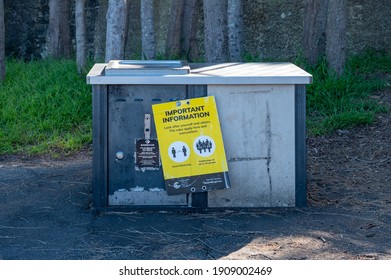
244 50 390 135
0 59 92 156
0 51 389 156
305 50 390 135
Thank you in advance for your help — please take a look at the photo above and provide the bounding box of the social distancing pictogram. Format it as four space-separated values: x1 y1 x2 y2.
152 96 230 195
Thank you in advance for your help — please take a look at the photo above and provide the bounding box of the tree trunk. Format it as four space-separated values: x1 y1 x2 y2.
0 0 5 81
326 0 347 76
140 0 155 59
166 0 184 58
105 0 128 62
227 0 243 61
181 0 201 60
203 0 228 63
75 0 87 73
303 0 328 65
46 0 72 59
94 0 107 61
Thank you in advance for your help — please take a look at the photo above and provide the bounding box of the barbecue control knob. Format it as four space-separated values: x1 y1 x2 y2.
116 151 125 160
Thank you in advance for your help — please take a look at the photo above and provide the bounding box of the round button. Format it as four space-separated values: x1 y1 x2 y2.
116 151 125 160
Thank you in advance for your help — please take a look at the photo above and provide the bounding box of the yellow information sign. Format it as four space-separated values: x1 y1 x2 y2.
152 96 230 195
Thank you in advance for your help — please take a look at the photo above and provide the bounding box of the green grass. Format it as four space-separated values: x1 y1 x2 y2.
0 51 390 156
244 50 391 135
305 50 390 135
0 59 92 156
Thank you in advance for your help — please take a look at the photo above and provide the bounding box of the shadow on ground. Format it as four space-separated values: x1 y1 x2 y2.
1 159 390 260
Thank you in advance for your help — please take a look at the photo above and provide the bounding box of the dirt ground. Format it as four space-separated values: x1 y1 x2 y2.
0 90 390 260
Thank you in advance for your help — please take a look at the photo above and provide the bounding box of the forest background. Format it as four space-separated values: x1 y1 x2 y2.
1 0 390 72
0 0 390 155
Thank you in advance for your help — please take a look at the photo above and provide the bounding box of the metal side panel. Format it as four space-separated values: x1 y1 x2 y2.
92 85 108 209
207 85 296 207
295 84 307 207
107 85 189 206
